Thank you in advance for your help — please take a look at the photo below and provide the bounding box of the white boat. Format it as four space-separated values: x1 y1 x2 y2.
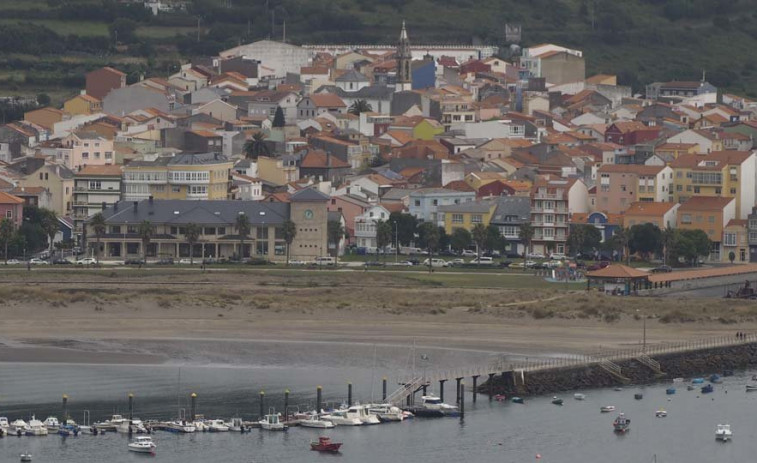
574 393 586 400
226 417 246 432
20 453 32 462
716 424 732 441
600 406 616 413
164 421 196 433
412 395 460 417
11 419 30 435
0 417 9 436
43 416 59 431
368 404 404 422
116 418 148 434
128 436 156 454
259 413 288 431
207 419 229 432
655 409 667 418
672 377 684 383
321 407 364 426
26 417 48 436
192 420 208 432
351 405 380 425
299 413 335 429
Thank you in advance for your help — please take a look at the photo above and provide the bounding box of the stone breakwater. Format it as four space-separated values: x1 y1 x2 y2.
481 343 757 396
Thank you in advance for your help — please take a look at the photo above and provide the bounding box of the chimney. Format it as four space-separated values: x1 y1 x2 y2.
133 201 138 211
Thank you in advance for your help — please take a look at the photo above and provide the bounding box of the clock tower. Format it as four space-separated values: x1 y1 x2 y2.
289 187 329 261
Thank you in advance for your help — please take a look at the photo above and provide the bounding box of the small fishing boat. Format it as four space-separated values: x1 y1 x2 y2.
746 384 757 392
551 397 564 406
687 385 695 391
321 410 362 426
405 395 460 417
226 417 246 432
127 436 156 454
672 377 684 383
511 397 524 404
701 384 714 394
600 406 616 413
715 424 732 442
573 393 586 400
634 393 643 400
666 388 676 395
43 417 59 431
163 421 196 433
310 436 342 453
259 413 288 431
655 409 667 418
299 414 336 429
207 419 230 432
692 378 705 384
613 413 630 433
710 374 722 384
368 404 404 422
25 417 48 436
20 453 32 462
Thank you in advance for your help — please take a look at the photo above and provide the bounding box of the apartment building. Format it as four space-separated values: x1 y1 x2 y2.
595 164 673 214
72 165 122 243
530 177 589 255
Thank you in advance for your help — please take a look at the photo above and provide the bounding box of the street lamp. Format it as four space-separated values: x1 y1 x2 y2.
393 221 398 264
637 308 646 353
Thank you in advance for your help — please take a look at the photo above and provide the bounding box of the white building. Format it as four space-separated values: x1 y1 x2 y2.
219 40 311 78
354 205 391 252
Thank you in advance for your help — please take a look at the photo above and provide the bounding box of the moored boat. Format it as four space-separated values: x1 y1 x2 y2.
511 397 524 404
310 436 342 453
207 419 229 432
226 417 246 432
710 374 722 384
613 413 630 433
551 397 564 406
163 421 196 433
259 413 288 431
43 417 59 431
746 384 757 392
127 436 156 454
406 395 460 417
701 384 714 394
692 378 704 384
26 417 48 436
299 413 335 429
573 393 586 400
368 404 404 422
321 410 362 426
666 388 676 395
600 406 615 413
715 424 732 441
20 453 32 462
634 393 643 400
655 409 667 418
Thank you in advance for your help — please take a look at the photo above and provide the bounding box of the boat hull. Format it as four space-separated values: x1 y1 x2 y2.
311 443 342 452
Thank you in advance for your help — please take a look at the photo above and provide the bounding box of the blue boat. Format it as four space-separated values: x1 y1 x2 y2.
710 374 722 384
511 397 524 404
701 384 714 394
666 388 676 395
692 378 704 384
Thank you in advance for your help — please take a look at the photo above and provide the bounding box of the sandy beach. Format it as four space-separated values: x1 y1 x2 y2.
0 268 754 364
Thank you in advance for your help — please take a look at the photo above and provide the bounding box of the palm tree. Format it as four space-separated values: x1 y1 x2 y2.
89 212 107 263
614 227 630 265
471 223 487 266
281 220 297 266
327 220 345 266
519 223 535 271
184 223 201 265
39 208 58 256
0 218 13 264
662 225 675 266
375 219 393 265
243 132 269 160
348 99 373 116
137 220 153 264
235 213 251 260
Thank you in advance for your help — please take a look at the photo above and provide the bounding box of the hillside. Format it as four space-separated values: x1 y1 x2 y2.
0 0 756 101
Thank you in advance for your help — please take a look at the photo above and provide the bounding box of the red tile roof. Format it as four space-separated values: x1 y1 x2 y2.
300 150 350 169
0 191 24 204
309 94 347 108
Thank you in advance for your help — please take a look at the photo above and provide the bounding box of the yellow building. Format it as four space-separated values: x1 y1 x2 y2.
123 153 231 201
670 151 756 219
438 198 497 234
654 142 699 161
464 171 508 191
16 162 75 216
63 93 102 116
412 119 444 140
257 156 299 186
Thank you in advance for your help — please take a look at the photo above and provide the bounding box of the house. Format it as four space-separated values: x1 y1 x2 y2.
438 198 498 234
0 191 24 228
571 211 622 245
665 129 724 154
604 121 660 146
63 93 103 116
646 80 717 101
670 151 756 219
183 130 224 153
722 219 749 264
464 171 508 191
520 44 585 86
72 164 122 243
408 188 476 225
297 94 347 120
230 173 264 201
0 122 39 161
622 201 679 229
11 160 75 216
257 155 300 186
24 107 68 132
86 67 126 100
298 149 351 184
193 99 238 123
530 177 589 256
595 164 673 213
248 91 299 124
654 143 699 160
353 205 392 252
122 152 232 202
676 196 735 261
59 131 115 171
309 134 366 168
86 193 327 262
102 85 176 116
488 195 531 255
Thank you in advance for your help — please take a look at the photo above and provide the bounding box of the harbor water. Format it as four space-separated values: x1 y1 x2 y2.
1 340 756 462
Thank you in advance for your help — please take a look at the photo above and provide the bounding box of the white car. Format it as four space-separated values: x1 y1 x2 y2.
76 258 97 265
447 258 465 267
550 253 566 260
29 258 49 265
461 249 477 257
3 259 20 265
422 258 447 268
288 260 306 266
178 259 196 265
395 260 415 266
526 252 545 259
469 257 494 265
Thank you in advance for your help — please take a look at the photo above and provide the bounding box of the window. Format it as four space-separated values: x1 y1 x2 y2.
676 185 682 192
731 188 737 195
724 233 737 246
5 210 11 219
452 214 463 224
741 249 746 262
82 152 89 159
111 225 121 234
170 226 177 234
414 200 420 207
682 214 692 224
621 185 627 192
708 215 715 223
218 227 226 235
204 227 216 235
693 187 700 194
89 181 102 190
257 227 269 240
256 241 269 255
126 243 139 254
432 199 438 206
172 186 181 193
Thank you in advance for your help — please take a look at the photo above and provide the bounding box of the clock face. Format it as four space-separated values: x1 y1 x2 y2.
304 209 314 219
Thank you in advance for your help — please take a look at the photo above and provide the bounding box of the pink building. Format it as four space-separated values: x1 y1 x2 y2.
0 192 24 227
327 195 371 245
60 131 115 171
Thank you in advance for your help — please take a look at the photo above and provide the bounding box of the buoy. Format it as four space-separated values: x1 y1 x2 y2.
536 454 542 459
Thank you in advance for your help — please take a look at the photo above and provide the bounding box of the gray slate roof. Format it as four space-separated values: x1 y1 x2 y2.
291 187 330 202
437 198 495 214
335 70 370 83
98 199 290 226
490 196 531 224
315 85 394 100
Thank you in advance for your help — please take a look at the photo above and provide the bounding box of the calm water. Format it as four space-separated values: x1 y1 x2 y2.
1 341 755 462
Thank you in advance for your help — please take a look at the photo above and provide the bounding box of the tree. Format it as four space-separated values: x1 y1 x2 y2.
137 220 153 263
628 223 662 261
388 212 418 247
375 219 393 264
673 229 711 266
348 99 373 116
612 227 630 264
243 132 269 160
729 251 736 264
568 224 602 258
327 220 345 266
272 106 285 127
662 226 676 266
235 213 251 260
184 223 201 265
281 220 297 266
519 222 534 271
450 228 472 254
39 208 58 255
0 218 13 263
36 93 50 107
471 223 487 265
89 212 107 263
417 222 440 273
109 18 138 44
485 224 506 255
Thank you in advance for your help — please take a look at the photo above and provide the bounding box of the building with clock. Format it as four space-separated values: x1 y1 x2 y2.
85 188 329 263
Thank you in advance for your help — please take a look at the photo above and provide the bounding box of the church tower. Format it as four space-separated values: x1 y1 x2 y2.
396 21 412 92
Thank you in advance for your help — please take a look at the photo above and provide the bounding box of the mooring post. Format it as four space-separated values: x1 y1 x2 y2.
62 394 68 421
459 382 465 417
284 389 290 422
382 377 387 401
422 384 427 395
439 379 446 402
128 393 134 421
259 390 265 419
316 386 322 413
190 393 197 421
455 377 462 404
347 382 353 407
488 373 495 400
472 376 479 403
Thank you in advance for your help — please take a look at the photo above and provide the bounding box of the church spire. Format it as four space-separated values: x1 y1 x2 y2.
396 20 412 92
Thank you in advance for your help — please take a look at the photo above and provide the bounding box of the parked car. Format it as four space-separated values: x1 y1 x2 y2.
178 258 196 265
506 252 521 259
447 258 465 267
651 265 673 273
469 256 494 265
288 260 307 266
422 258 447 268
509 262 525 269
53 258 73 265
124 259 145 265
396 260 415 266
156 258 175 265
524 260 538 268
526 252 545 259
76 258 97 265
461 249 477 257
2 259 20 265
549 253 566 260
499 260 513 268
314 256 336 266
29 258 49 265
364 261 384 267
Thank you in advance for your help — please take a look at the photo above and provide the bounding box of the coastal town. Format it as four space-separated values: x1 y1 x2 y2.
0 21 756 274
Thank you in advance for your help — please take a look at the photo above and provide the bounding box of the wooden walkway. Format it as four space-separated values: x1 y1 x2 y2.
648 264 757 284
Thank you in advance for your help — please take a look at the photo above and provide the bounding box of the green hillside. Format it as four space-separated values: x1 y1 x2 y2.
0 0 755 101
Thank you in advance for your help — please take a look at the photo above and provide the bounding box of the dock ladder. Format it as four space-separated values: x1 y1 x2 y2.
636 354 665 377
598 359 631 384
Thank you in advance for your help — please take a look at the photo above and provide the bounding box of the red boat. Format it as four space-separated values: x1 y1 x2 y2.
311 436 343 453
